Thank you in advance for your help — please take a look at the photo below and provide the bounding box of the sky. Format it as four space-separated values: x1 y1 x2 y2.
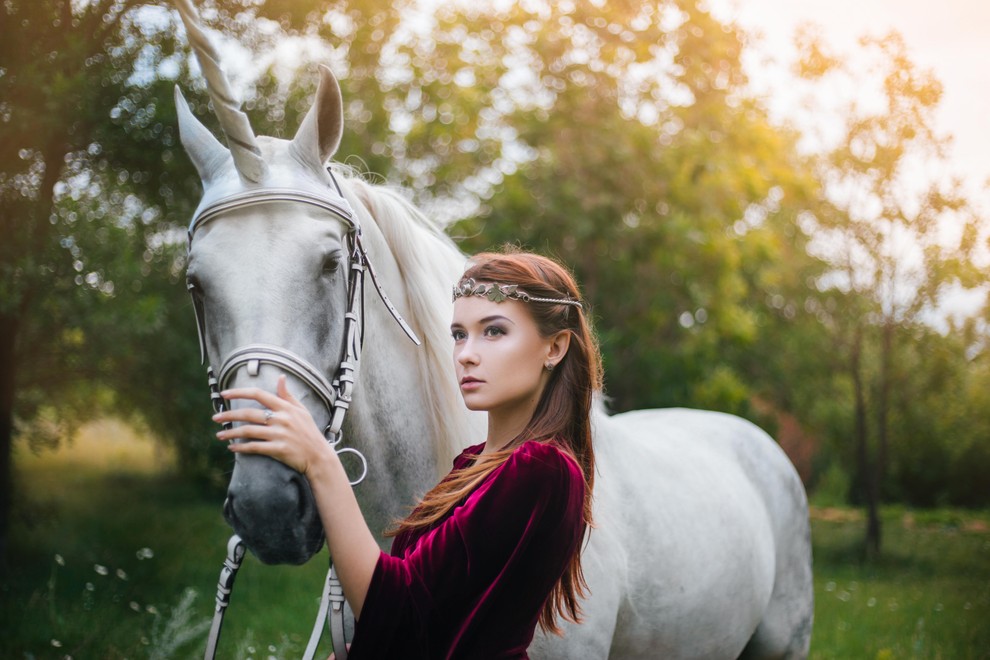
718 0 990 210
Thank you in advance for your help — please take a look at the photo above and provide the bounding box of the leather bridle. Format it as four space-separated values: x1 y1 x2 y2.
188 169 421 660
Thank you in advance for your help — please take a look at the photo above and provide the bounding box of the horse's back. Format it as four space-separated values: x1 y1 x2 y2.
546 407 812 660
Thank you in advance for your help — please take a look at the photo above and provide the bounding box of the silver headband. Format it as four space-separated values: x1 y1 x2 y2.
452 278 583 308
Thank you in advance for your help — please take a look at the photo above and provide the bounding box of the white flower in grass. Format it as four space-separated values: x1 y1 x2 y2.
136 547 154 560
85 582 95 591
54 554 65 566
146 605 159 615
130 601 141 612
51 639 62 648
867 597 877 607
94 564 109 576
116 568 128 580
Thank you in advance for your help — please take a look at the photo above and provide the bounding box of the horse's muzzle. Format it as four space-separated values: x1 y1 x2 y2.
223 452 325 564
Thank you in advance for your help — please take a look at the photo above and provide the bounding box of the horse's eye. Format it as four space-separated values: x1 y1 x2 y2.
322 251 343 276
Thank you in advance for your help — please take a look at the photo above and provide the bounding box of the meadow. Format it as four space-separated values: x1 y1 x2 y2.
2 420 988 659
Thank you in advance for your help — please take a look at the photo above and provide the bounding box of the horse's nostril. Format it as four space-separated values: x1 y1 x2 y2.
291 474 310 522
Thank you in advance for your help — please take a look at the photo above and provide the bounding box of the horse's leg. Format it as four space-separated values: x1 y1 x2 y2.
739 477 814 659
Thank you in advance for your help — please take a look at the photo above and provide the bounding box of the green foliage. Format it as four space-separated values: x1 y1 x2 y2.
790 32 990 545
881 327 990 508
1 1 394 486
811 460 853 509
3 0 988 536
427 1 825 420
7 448 990 657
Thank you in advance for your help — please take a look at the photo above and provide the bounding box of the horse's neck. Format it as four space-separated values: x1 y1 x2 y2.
339 195 479 539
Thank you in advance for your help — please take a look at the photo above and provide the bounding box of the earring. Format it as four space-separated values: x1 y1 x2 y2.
545 362 555 372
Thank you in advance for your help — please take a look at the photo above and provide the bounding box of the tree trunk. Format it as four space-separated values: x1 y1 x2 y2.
849 324 881 557
0 313 17 569
867 320 895 557
849 326 868 500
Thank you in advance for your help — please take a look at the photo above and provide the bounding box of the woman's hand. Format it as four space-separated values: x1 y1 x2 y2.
214 375 332 476
218 376 379 618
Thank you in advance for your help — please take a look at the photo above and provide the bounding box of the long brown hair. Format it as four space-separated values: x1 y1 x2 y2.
389 249 603 634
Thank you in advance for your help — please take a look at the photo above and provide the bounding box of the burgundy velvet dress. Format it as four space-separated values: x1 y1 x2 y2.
347 439 586 659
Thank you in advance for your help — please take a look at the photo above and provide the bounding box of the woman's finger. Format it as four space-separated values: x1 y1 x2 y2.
217 423 279 442
225 434 307 473
220 386 284 410
213 407 275 427
275 375 298 404
227 438 286 456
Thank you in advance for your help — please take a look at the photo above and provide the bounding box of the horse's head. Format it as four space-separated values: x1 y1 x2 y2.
177 64 352 564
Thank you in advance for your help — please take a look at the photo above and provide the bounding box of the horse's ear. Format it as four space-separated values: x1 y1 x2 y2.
291 65 344 169
175 86 231 184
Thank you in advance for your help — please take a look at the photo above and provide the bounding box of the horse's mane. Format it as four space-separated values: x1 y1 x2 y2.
335 168 475 471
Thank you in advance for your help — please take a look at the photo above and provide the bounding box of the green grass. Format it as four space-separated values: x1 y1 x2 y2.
809 506 990 659
3 420 990 658
2 420 333 659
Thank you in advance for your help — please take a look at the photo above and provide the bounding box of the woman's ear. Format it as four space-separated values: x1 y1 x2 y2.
546 330 572 367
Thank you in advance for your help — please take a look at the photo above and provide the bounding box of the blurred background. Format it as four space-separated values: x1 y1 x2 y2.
2 0 988 657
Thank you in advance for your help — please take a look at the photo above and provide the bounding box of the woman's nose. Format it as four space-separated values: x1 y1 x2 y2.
456 339 479 365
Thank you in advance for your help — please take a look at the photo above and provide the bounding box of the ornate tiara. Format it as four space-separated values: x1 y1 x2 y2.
452 278 583 308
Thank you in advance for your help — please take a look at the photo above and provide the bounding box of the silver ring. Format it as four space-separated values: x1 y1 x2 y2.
262 409 274 424
334 447 369 486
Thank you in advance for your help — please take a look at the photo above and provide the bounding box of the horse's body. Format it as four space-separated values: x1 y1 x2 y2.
535 408 812 658
175 13 812 654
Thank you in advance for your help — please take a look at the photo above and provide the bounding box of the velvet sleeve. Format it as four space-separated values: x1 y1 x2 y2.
347 442 585 659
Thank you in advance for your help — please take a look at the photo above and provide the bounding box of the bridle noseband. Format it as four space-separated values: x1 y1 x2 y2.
189 170 420 660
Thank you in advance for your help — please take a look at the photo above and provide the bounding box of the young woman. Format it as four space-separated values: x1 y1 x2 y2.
213 251 602 658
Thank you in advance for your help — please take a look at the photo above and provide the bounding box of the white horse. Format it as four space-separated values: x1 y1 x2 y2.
175 17 813 658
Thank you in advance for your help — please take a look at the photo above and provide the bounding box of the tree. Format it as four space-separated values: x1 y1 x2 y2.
0 0 417 566
796 31 988 554
0 0 203 567
414 1 825 420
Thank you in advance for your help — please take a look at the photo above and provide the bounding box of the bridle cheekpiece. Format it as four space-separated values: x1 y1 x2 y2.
190 169 422 660
187 170 420 453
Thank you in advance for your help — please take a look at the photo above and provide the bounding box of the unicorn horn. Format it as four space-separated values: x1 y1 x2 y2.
173 0 266 183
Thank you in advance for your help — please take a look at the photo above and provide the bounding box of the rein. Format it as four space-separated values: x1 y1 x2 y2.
189 170 421 659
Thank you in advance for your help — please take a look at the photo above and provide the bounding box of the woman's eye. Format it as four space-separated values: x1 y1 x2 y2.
484 326 504 337
451 330 466 341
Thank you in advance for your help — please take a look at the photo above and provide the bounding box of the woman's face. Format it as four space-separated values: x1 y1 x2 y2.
450 295 554 418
